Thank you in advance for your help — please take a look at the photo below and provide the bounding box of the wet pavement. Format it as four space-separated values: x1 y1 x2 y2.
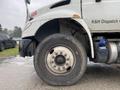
0 57 120 90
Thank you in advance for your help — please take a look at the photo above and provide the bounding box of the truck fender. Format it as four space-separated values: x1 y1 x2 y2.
22 10 81 37
22 11 94 58
76 19 94 58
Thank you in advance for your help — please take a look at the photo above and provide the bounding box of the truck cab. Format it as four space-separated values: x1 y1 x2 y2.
20 0 120 85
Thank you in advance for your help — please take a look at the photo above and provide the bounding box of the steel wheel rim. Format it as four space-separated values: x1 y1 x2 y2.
45 46 76 75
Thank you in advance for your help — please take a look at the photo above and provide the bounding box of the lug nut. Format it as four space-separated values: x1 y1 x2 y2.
51 61 54 64
62 67 65 70
66 63 69 66
52 56 55 59
60 52 62 55
67 58 69 61
54 65 56 68
55 52 58 55
64 54 67 57
58 67 61 71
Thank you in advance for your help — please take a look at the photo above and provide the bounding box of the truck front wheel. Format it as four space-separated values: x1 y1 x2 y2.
34 34 87 85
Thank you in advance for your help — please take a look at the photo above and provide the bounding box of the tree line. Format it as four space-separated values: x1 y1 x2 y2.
0 24 22 38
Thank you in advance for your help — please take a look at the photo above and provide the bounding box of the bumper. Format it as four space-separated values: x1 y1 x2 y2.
19 39 36 57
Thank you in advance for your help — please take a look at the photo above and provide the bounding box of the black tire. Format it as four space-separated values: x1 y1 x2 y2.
0 43 5 51
34 34 87 86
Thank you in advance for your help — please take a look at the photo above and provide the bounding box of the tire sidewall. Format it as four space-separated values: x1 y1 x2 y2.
34 34 87 85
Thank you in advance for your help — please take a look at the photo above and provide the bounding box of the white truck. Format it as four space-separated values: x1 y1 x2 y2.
20 0 120 85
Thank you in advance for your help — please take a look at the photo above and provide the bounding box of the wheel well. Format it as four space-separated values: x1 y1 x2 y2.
34 18 91 56
35 19 60 43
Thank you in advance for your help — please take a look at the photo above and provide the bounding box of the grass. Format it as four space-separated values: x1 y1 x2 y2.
0 47 19 58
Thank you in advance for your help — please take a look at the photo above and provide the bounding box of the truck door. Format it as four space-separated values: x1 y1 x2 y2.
82 0 120 32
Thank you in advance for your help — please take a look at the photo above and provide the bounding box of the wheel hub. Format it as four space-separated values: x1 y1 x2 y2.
55 55 66 66
46 46 76 75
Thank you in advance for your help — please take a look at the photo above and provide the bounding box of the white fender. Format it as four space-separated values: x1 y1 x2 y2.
76 19 94 58
22 10 80 37
22 10 94 58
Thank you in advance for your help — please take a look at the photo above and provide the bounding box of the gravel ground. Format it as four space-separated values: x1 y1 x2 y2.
0 57 120 90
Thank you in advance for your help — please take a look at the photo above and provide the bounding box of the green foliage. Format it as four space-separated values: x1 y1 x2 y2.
10 26 22 38
0 47 18 57
0 24 22 38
